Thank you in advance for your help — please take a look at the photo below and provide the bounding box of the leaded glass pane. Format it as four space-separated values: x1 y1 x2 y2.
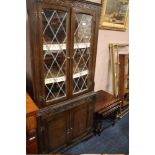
73 13 93 94
42 9 68 101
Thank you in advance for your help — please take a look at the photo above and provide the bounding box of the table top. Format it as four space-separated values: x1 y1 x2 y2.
26 92 39 117
95 90 121 112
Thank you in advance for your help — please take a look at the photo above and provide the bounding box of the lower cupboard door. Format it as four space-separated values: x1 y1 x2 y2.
70 103 88 141
38 111 69 153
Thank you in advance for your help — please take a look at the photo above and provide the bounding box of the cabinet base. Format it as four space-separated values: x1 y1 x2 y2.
50 132 94 153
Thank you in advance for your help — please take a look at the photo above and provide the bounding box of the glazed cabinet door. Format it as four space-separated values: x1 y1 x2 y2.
70 7 96 97
40 4 71 106
38 111 69 153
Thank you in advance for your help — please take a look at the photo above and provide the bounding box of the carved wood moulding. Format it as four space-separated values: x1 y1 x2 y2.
38 0 101 10
37 94 95 119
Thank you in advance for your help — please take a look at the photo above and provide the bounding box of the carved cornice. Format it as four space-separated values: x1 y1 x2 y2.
38 0 101 11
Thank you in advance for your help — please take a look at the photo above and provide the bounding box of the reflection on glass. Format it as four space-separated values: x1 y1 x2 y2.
42 9 67 101
73 14 93 94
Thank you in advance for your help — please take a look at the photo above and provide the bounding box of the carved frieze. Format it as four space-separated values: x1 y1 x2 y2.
38 0 100 12
37 94 95 119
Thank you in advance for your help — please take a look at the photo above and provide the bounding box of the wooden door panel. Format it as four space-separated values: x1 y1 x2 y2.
39 111 69 153
47 115 67 150
71 103 88 139
87 101 94 128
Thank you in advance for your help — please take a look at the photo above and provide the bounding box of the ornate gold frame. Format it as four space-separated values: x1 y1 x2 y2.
109 43 129 96
99 0 129 31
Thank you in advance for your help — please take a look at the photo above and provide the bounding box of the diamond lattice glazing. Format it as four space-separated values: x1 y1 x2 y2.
73 14 92 94
43 10 68 101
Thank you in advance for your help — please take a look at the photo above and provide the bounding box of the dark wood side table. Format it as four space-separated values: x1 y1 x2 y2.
94 90 122 135
26 93 39 154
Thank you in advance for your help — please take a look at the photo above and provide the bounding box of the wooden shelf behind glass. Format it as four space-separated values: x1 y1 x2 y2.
45 69 88 84
43 42 90 51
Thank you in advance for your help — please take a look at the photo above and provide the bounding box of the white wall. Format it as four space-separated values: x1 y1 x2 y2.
94 28 129 93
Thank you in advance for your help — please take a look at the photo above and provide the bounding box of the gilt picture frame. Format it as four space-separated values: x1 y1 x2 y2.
99 0 129 31
109 43 129 97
